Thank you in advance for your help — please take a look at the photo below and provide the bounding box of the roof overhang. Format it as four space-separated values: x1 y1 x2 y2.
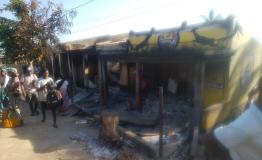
100 49 233 63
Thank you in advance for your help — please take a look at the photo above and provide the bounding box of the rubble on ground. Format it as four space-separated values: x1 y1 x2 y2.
70 132 119 160
70 89 101 117
72 86 192 159
167 142 190 160
114 150 138 160
111 87 191 159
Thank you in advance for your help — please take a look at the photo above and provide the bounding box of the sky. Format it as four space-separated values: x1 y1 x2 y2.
1 0 262 43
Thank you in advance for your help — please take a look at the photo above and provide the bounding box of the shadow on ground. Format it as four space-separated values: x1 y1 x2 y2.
0 101 98 160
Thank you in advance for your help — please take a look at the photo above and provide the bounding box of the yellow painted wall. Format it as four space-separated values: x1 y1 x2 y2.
202 33 262 131
128 22 233 53
203 61 228 108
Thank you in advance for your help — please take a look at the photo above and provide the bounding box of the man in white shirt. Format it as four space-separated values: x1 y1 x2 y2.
36 69 57 127
203 77 262 160
21 67 39 116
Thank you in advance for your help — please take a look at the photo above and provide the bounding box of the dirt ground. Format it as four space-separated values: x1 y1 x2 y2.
0 102 98 160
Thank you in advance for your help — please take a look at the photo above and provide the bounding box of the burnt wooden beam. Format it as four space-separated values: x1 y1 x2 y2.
117 126 157 159
190 61 205 156
66 54 71 102
67 54 74 103
103 61 108 105
58 54 62 75
135 63 141 112
71 59 76 86
71 58 76 104
82 55 87 87
50 55 55 78
159 86 164 158
98 57 104 107
86 55 90 88
101 54 202 64
67 54 71 74
98 56 108 107
100 50 231 64
82 55 85 86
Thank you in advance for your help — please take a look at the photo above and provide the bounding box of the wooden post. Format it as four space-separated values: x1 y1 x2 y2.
67 54 74 103
98 57 104 107
99 60 108 106
84 55 90 88
67 54 71 75
103 62 108 103
190 61 205 156
71 57 76 104
82 55 86 87
71 61 76 86
50 55 55 78
159 86 164 158
58 53 62 75
135 63 141 112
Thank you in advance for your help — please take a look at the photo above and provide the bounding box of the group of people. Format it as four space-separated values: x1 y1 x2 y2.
0 65 70 128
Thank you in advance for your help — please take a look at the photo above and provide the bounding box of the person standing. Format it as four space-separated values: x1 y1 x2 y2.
0 83 8 110
0 68 10 110
6 68 24 126
0 68 10 88
46 83 62 128
36 69 57 128
20 67 39 116
56 74 69 113
7 68 21 106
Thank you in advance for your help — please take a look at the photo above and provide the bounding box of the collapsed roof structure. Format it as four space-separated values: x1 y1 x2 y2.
56 16 262 158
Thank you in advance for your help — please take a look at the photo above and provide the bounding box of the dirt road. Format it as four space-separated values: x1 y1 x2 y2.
0 103 97 160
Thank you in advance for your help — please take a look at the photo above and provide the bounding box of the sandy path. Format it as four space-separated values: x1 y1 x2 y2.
0 102 97 160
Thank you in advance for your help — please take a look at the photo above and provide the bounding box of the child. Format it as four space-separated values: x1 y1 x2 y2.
45 83 62 128
55 74 69 113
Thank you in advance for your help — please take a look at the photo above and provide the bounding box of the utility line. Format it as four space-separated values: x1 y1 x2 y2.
66 0 95 12
72 0 182 33
75 0 176 24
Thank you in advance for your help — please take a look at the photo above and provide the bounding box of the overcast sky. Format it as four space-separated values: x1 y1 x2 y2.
1 0 262 43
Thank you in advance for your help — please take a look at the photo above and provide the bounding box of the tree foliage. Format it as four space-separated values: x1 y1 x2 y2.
0 17 18 60
0 0 76 63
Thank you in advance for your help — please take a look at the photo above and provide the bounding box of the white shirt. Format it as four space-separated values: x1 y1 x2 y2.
55 79 69 90
20 74 38 94
36 77 54 102
0 75 10 88
215 102 262 160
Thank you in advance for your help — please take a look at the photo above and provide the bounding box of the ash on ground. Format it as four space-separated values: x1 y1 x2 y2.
70 132 119 160
72 86 193 159
107 87 192 159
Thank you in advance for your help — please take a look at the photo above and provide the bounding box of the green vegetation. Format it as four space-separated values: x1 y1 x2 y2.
0 0 76 63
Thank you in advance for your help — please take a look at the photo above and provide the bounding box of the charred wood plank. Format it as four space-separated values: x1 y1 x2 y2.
117 126 157 159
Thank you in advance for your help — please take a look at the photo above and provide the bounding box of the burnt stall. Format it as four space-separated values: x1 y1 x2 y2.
58 47 98 88
97 50 208 159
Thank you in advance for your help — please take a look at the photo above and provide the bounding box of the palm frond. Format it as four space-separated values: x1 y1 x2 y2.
209 9 214 21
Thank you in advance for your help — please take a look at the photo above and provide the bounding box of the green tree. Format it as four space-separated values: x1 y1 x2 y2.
0 0 76 63
0 17 19 63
